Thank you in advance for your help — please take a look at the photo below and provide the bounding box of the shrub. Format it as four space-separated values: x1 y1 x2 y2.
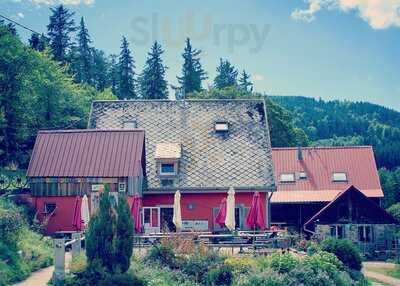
224 256 255 275
206 265 233 286
266 252 299 273
146 243 177 268
387 203 400 222
321 238 362 271
236 268 285 286
181 251 224 283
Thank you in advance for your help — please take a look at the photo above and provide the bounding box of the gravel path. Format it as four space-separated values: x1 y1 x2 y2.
363 261 400 286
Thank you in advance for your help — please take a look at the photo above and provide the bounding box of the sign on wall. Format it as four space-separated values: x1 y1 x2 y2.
182 220 208 231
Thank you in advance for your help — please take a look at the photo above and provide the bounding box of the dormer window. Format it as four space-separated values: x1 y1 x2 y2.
160 163 176 175
215 121 229 132
155 143 181 178
123 120 137 129
280 173 295 183
332 172 347 182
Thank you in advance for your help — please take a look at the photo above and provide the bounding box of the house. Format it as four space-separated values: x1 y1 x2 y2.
88 99 276 232
26 129 146 234
271 146 398 253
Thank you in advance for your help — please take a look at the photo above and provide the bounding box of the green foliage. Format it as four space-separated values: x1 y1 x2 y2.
238 70 253 93
387 202 400 221
76 17 92 84
321 238 362 271
139 41 168 99
146 243 177 268
236 268 285 286
114 195 134 273
94 87 118 101
117 36 136 99
206 265 233 286
214 59 238 89
181 251 224 283
380 167 400 208
86 187 116 272
265 252 299 273
177 38 207 94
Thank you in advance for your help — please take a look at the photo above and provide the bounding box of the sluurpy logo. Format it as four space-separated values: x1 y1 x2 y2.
129 11 270 54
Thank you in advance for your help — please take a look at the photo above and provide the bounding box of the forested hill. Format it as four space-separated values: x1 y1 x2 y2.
270 96 400 170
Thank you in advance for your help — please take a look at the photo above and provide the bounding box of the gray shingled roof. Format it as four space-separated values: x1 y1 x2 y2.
89 99 276 192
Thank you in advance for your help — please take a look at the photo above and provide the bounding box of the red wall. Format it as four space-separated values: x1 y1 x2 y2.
32 196 91 234
142 192 267 230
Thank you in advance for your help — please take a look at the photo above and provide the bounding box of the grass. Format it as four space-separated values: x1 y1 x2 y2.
367 266 400 280
367 277 391 286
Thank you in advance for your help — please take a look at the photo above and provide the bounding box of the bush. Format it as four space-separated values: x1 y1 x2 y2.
146 244 177 269
181 251 224 283
224 256 255 275
206 265 233 286
321 238 362 271
387 203 400 222
265 252 299 273
236 268 285 286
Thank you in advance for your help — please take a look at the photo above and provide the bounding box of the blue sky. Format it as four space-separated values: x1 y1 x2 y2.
2 0 400 110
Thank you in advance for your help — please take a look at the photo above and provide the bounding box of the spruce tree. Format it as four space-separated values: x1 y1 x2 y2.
77 17 92 84
109 54 119 96
47 5 76 63
92 48 109 91
214 58 238 89
86 188 116 272
117 36 136 99
177 38 207 95
139 41 168 99
238 70 253 93
29 33 48 52
113 195 133 273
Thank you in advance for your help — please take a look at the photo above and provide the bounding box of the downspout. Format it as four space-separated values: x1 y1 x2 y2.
303 220 316 235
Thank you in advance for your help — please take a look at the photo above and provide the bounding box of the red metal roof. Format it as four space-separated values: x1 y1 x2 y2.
271 146 383 203
27 129 145 178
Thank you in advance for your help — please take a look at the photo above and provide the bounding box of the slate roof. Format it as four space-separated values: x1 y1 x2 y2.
89 99 275 191
271 146 383 203
27 130 145 178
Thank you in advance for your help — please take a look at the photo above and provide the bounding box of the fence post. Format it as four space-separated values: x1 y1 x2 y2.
71 232 82 258
53 237 65 286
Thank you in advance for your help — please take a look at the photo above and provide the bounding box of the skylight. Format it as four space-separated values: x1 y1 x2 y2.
280 173 295 183
332 172 347 182
215 122 229 132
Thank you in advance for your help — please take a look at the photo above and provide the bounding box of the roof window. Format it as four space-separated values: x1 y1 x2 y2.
123 120 137 129
215 121 229 132
332 172 347 182
280 173 295 183
299 172 307 180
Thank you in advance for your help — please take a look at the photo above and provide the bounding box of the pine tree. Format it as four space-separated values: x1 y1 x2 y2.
117 37 136 99
214 58 238 89
177 38 207 95
29 33 48 52
109 54 119 96
92 49 109 91
238 70 253 93
86 187 116 272
47 5 76 63
139 41 168 99
113 195 133 273
77 17 92 84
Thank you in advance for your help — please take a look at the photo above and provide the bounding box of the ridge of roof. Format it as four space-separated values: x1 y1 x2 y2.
272 145 373 150
92 98 266 103
38 129 145 134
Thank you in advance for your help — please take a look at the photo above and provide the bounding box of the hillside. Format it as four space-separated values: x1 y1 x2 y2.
270 96 400 171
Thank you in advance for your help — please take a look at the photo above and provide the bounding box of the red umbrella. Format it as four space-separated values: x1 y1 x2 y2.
246 192 265 230
72 196 82 231
215 198 227 227
131 194 142 233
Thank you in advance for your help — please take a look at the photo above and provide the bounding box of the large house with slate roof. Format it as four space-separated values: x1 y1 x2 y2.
88 99 276 232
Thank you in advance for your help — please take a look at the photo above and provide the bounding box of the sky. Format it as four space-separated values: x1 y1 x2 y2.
1 0 400 110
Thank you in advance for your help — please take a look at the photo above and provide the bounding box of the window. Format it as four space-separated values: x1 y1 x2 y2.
123 120 137 129
44 203 56 214
333 172 347 182
330 225 345 239
161 179 174 187
280 173 295 183
358 225 373 242
160 163 176 175
118 182 126 193
299 172 307 180
215 122 229 132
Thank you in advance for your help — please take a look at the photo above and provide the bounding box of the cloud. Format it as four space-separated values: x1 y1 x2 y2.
17 12 24 18
16 0 94 5
252 74 264 81
291 0 400 29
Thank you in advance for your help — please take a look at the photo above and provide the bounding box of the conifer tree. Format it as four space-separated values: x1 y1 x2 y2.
139 41 168 99
177 38 207 95
113 195 133 273
109 54 119 96
77 17 92 84
214 58 238 89
47 5 76 63
238 70 253 93
29 33 48 52
86 187 116 272
117 37 136 99
92 48 109 91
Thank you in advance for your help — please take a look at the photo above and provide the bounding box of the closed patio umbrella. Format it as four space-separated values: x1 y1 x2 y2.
72 196 82 231
173 190 182 231
81 195 90 230
246 192 265 230
131 194 142 233
225 187 236 231
215 198 227 227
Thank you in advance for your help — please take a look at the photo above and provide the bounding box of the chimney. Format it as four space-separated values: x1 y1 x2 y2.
297 146 303 161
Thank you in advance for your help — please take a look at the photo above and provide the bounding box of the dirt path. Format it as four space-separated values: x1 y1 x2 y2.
363 261 400 286
13 253 72 286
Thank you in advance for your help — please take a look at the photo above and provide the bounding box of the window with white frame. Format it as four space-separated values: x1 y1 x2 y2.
160 163 176 176
280 173 295 183
358 225 373 242
118 182 126 193
332 172 347 182
215 121 229 132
